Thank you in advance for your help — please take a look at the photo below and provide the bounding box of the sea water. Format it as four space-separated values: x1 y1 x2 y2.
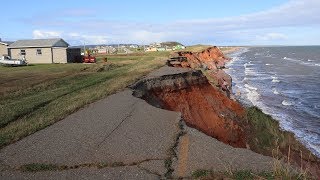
225 46 320 157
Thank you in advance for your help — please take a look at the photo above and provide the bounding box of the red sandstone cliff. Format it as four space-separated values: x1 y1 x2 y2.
132 69 247 148
170 46 229 70
170 46 232 96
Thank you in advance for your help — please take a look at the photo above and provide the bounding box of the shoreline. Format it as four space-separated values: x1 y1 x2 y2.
169 46 320 178
226 47 320 158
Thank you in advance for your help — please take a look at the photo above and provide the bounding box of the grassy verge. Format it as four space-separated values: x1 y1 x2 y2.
246 106 318 178
191 169 307 180
246 106 313 157
0 51 169 148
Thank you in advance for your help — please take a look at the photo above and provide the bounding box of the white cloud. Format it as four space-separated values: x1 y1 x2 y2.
256 33 288 41
30 0 320 45
67 33 111 44
32 30 61 39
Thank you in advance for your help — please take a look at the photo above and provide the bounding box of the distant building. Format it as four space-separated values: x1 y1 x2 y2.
156 47 166 51
173 45 186 50
8 38 81 63
145 47 157 52
0 40 13 56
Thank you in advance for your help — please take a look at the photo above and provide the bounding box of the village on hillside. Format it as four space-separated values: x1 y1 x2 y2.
0 37 186 65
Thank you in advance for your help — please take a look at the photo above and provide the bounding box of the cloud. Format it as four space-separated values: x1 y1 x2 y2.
32 30 62 39
68 33 110 44
30 0 320 45
256 33 288 41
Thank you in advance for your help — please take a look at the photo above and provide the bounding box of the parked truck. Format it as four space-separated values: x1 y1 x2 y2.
0 56 28 66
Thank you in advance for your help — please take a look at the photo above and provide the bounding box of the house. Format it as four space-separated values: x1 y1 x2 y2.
8 38 81 63
173 45 186 50
0 40 13 56
145 47 157 52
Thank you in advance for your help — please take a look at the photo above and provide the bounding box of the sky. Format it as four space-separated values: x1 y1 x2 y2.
1 0 320 46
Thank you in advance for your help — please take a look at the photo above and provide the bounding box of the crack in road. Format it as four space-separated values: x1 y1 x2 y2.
94 100 138 149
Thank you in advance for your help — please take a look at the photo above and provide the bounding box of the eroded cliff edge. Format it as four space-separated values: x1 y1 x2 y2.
131 47 320 178
132 68 246 148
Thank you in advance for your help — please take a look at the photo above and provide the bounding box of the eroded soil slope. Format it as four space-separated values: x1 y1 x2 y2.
132 68 246 148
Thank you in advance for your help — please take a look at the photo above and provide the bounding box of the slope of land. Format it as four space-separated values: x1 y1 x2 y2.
0 67 275 179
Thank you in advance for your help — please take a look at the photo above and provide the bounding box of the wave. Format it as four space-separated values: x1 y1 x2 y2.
272 88 280 95
271 76 280 83
244 84 258 90
245 85 260 106
282 100 295 106
244 68 256 76
283 57 320 67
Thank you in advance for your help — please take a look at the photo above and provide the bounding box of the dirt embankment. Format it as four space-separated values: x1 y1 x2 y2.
170 46 229 70
132 69 246 148
169 46 233 95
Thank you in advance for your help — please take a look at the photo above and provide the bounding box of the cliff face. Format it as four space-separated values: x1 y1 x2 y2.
170 47 232 95
171 46 229 70
132 68 246 148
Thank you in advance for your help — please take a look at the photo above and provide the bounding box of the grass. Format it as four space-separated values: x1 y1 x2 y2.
191 169 275 179
191 169 308 180
246 106 284 153
0 51 169 148
20 163 60 172
246 106 313 156
246 106 316 179
184 45 212 52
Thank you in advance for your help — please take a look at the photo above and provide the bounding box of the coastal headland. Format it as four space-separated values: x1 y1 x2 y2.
0 46 319 179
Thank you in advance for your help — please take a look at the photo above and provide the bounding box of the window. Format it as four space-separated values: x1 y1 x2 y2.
36 49 42 55
20 49 26 55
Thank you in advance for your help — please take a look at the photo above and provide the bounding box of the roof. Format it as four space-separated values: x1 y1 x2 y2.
9 38 69 48
0 41 13 46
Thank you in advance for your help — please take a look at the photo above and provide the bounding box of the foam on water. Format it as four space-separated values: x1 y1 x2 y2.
282 100 295 106
244 84 260 106
271 76 280 83
228 46 320 157
272 88 280 95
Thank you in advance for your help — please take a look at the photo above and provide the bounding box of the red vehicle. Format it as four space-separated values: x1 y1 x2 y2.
82 55 96 63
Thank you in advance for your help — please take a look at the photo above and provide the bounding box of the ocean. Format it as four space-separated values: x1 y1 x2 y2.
225 46 320 157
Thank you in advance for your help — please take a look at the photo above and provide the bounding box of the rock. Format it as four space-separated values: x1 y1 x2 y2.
210 70 232 94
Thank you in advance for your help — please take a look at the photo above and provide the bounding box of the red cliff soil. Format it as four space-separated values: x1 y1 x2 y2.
171 46 229 70
170 47 233 95
150 83 246 148
133 69 247 148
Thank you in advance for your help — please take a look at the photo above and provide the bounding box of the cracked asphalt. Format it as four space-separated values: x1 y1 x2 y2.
0 67 274 179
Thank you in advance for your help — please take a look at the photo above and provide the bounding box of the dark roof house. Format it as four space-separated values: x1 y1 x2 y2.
8 38 80 64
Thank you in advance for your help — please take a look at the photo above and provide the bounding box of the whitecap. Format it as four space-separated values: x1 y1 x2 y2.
315 64 320 66
265 63 272 66
282 100 294 106
272 89 280 95
245 84 260 105
271 76 280 83
244 84 258 90
308 59 314 62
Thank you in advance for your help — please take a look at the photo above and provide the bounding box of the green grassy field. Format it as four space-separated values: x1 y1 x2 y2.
0 51 169 148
